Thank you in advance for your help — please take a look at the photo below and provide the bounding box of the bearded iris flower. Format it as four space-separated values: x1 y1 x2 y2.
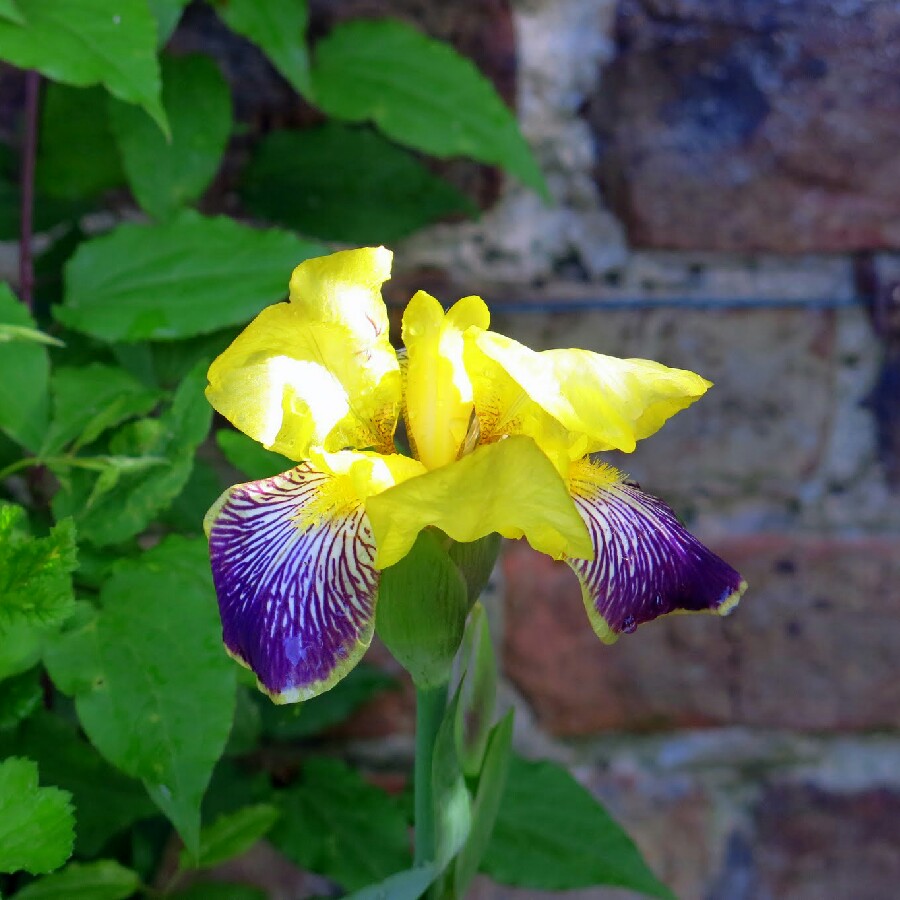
204 247 746 702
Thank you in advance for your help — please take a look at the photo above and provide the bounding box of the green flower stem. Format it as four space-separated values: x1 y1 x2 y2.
414 681 448 867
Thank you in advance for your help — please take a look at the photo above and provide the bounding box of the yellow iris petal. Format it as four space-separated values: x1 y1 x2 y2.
472 330 711 453
365 435 592 569
402 292 491 470
206 248 400 459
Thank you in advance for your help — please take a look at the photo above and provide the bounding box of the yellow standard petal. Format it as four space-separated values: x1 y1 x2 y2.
402 291 490 469
206 247 401 460
472 330 711 454
365 435 592 569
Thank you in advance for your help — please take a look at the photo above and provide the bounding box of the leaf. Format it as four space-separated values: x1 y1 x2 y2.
180 804 280 870
211 0 311 97
36 84 124 201
0 757 74 875
12 860 141 900
51 363 212 546
452 711 513 896
482 755 675 898
216 429 292 482
43 363 161 455
44 537 237 855
0 283 49 450
110 54 232 221
0 323 63 346
344 864 437 900
257 662 394 741
271 757 411 891
0 620 48 681
147 0 190 45
242 124 475 243
311 19 547 197
0 0 24 25
0 668 42 730
56 212 326 342
0 712 156 856
160 459 225 535
0 0 166 133
0 507 77 629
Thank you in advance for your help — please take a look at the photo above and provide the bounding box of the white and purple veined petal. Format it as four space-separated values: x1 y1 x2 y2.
566 460 747 642
206 463 379 702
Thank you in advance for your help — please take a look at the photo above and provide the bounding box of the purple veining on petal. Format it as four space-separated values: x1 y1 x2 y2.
566 463 746 638
207 464 379 701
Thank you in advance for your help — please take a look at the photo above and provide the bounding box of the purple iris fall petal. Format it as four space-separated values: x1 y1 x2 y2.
207 464 379 702
566 461 746 640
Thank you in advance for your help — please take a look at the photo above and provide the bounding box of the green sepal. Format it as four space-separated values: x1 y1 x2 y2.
376 530 468 689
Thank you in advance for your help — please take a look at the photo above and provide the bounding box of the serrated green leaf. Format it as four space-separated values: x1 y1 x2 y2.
181 804 280 870
0 508 77 629
13 860 140 900
243 124 475 243
0 0 24 25
0 712 156 856
257 662 394 741
43 363 161 455
0 668 42 730
36 84 124 201
271 757 411 891
482 755 675 898
0 0 166 133
110 54 232 221
344 864 437 900
0 284 49 450
56 212 326 342
51 363 212 546
453 711 513 896
147 0 190 45
0 757 73 875
43 537 237 854
211 0 310 97
311 19 547 197
216 429 291 482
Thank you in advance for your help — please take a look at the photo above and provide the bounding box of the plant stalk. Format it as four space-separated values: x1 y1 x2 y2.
19 70 41 312
413 682 448 868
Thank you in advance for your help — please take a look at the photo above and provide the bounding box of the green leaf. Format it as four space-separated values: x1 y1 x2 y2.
13 860 141 900
160 459 225 535
51 363 212 546
36 84 124 201
257 662 394 741
181 804 280 870
0 0 166 133
216 429 292 482
0 323 63 347
376 530 468 688
243 124 475 243
0 620 49 681
43 363 161 455
0 668 42 730
482 755 675 898
0 757 73 875
344 864 437 900
452 711 513 896
311 19 547 197
211 0 311 97
0 712 156 856
0 0 24 25
110 54 232 221
448 532 501 607
147 0 190 45
0 508 77 629
271 757 411 891
57 212 326 342
431 687 471 870
0 180 87 241
0 284 49 450
44 537 237 855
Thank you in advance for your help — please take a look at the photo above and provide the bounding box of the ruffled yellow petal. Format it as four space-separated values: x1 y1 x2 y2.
206 248 400 460
470 331 710 454
402 291 490 470
365 435 592 569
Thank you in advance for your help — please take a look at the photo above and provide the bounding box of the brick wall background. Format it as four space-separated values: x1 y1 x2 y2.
388 1 900 897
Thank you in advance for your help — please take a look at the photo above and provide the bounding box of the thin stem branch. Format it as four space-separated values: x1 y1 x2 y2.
19 70 41 312
413 682 448 868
